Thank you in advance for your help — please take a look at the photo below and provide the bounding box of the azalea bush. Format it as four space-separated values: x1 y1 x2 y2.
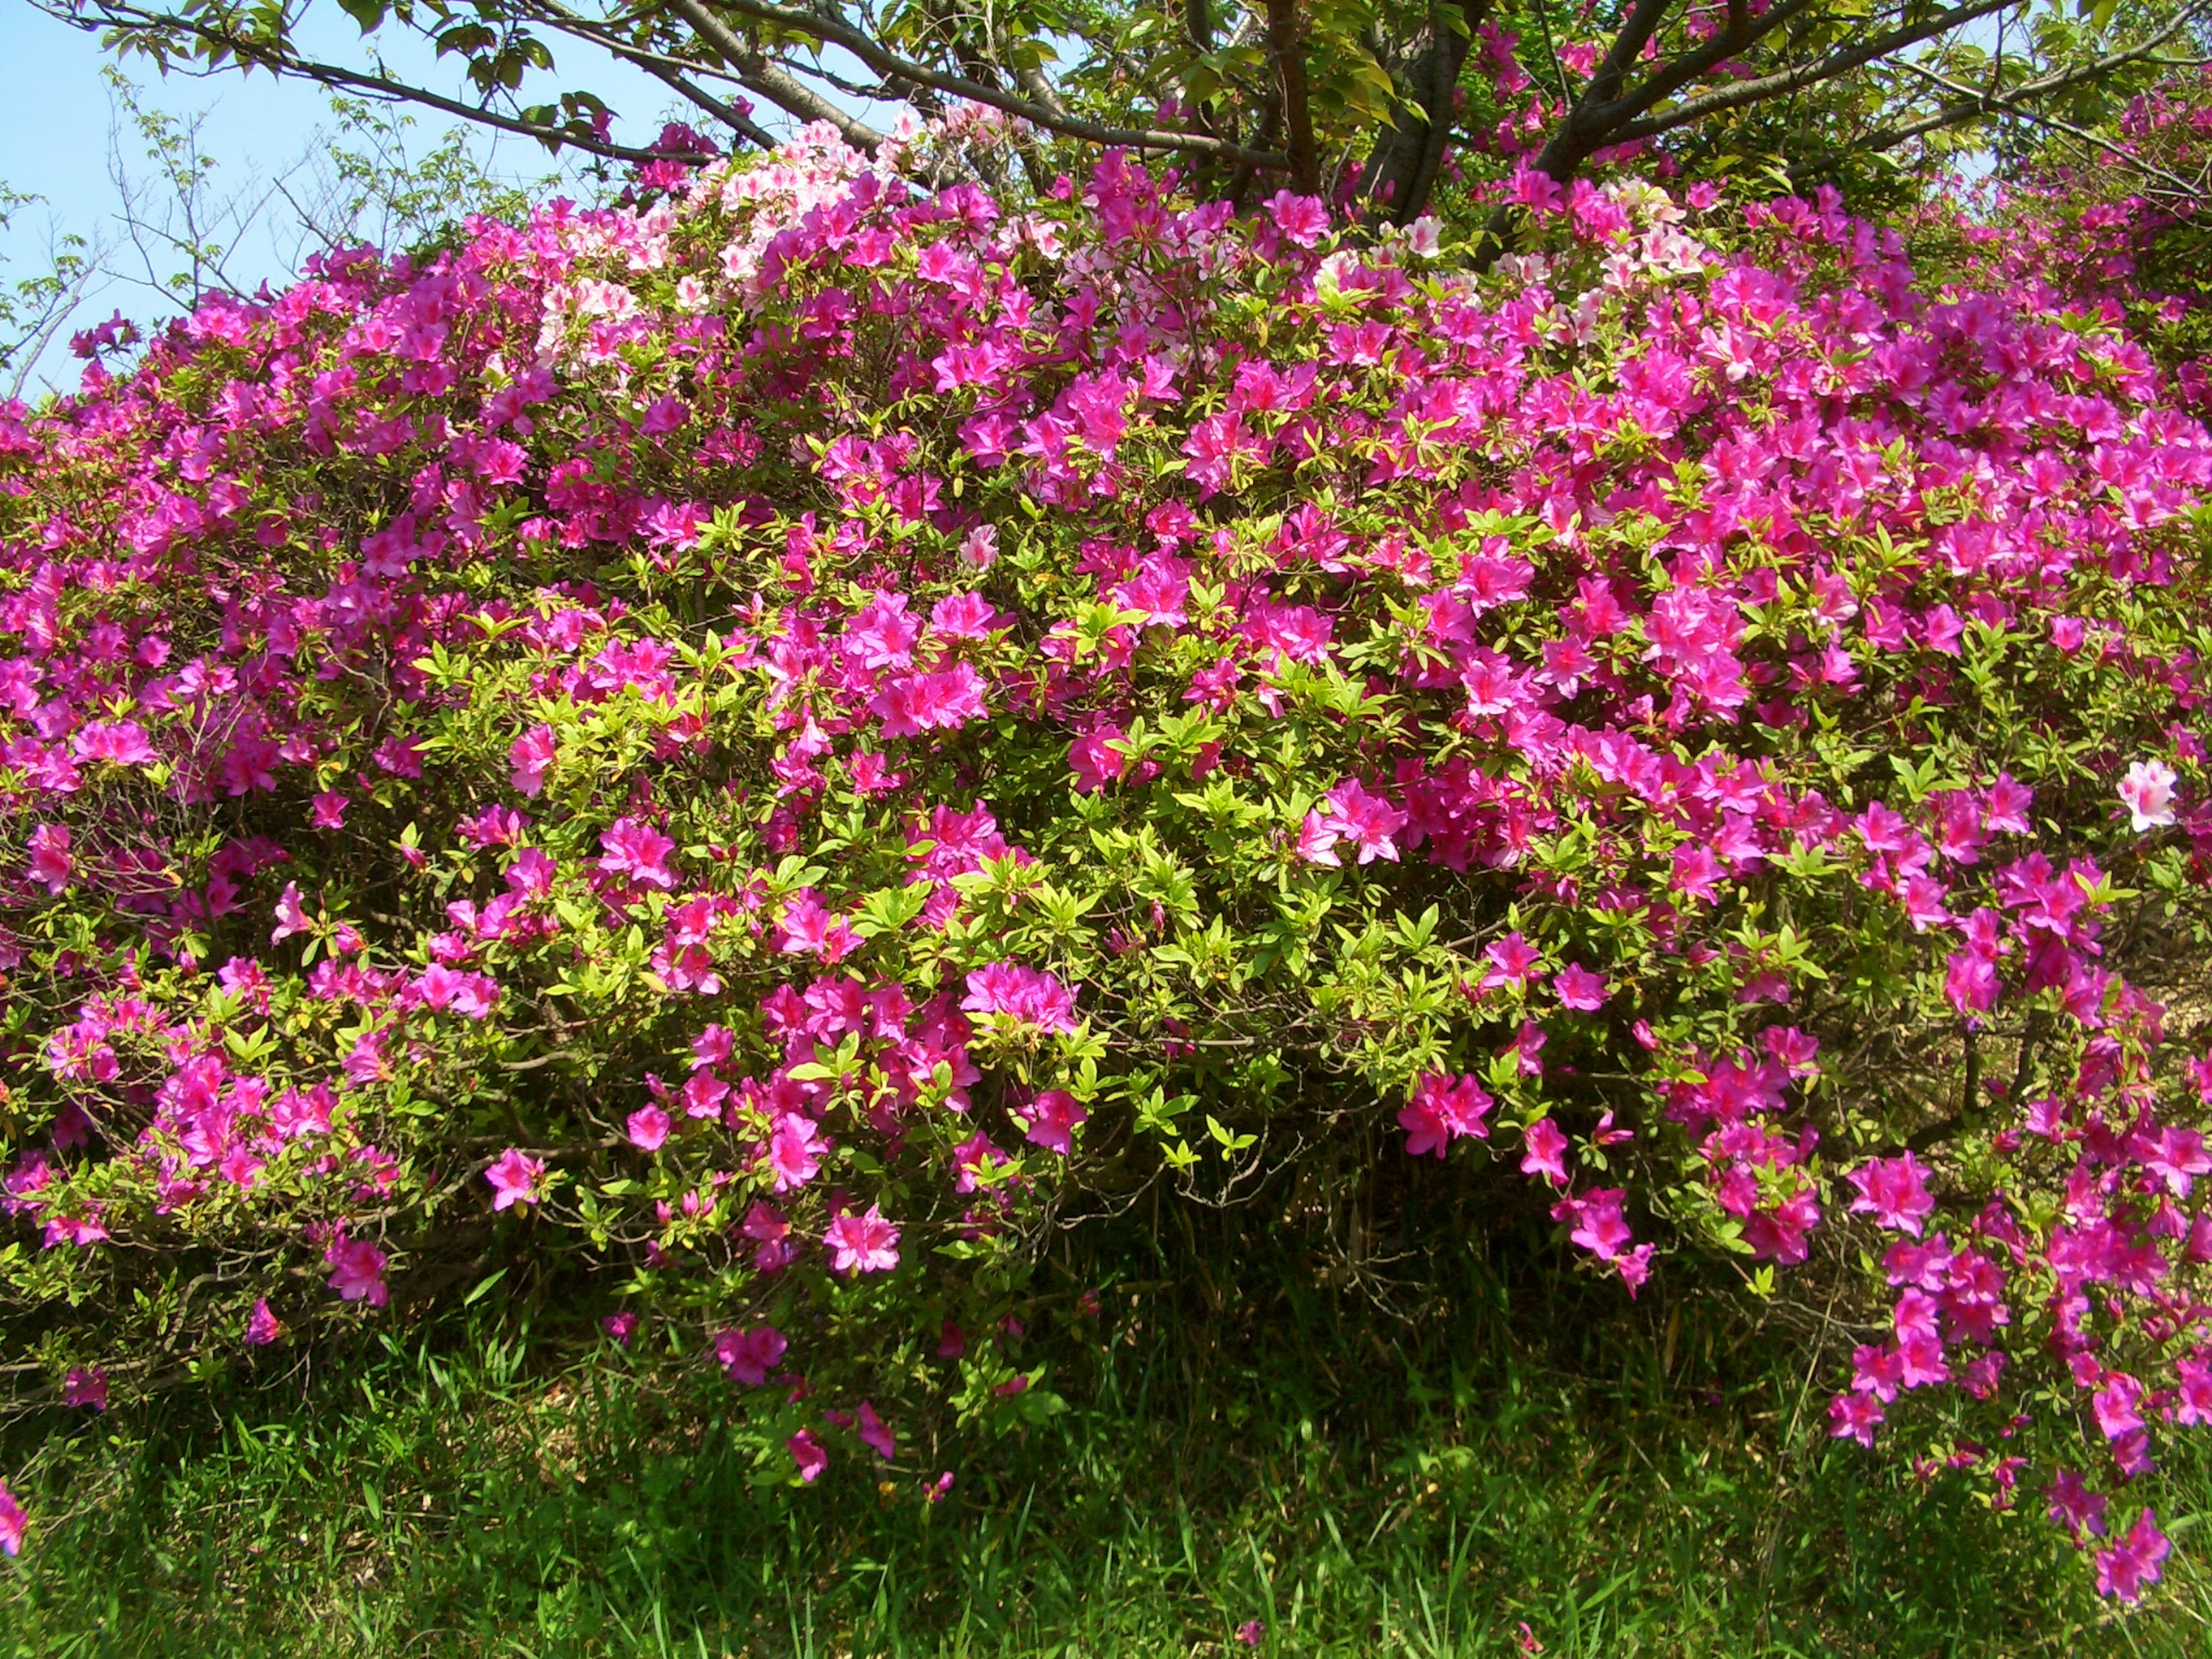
2 97 2212 1606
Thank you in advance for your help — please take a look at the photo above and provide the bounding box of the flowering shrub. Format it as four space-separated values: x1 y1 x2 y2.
2 115 2211 1600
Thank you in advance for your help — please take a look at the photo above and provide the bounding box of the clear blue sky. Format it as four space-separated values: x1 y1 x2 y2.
0 2 685 393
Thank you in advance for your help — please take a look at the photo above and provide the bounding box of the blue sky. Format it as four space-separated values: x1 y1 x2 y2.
0 3 687 392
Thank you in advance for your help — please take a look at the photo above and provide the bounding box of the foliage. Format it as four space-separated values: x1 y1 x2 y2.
0 100 2210 1614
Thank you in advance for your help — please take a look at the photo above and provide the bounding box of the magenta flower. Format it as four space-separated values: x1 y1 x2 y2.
824 1204 901 1274
961 963 1080 1033
788 1429 828 1483
601 1312 640 1346
26 824 72 894
1067 725 1127 794
1844 1153 1935 1237
1397 1073 1493 1158
1554 963 1609 1011
2047 1468 2109 1540
598 816 678 888
626 1104 671 1152
0 1478 24 1556
484 1148 547 1211
1318 779 1407 865
270 881 309 944
2094 1508 2170 1603
714 1324 787 1385
245 1298 282 1346
63 1365 108 1411
766 1113 828 1191
1018 1089 1088 1157
72 719 157 766
1827 1391 1884 1446
1265 189 1330 247
324 1238 389 1306
1481 932 1546 991
1520 1118 1569 1185
311 791 350 829
1236 1619 1266 1647
856 1400 896 1461
1296 810 1342 866
509 723 558 796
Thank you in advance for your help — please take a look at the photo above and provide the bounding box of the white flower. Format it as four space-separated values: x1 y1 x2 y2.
2120 759 2179 832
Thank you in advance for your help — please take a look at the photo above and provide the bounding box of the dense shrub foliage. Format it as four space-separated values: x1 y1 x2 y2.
2 105 2211 1602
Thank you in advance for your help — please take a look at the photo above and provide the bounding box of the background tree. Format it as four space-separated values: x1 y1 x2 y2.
35 0 2212 227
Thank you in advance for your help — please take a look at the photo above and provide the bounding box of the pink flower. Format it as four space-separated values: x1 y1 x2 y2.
1068 725 1127 793
245 1298 282 1346
1319 779 1407 865
602 1311 639 1346
1482 932 1545 990
824 1204 900 1274
1554 963 1609 1010
1265 190 1330 247
626 1104 672 1152
2047 1468 2109 1540
63 1365 108 1411
0 1478 23 1556
1236 1620 1266 1647
788 1429 829 1483
271 881 309 944
71 719 157 765
2094 1508 2169 1603
1018 1089 1088 1156
26 824 71 894
324 1238 389 1306
856 1400 896 1460
1844 1153 1934 1237
714 1324 787 1385
869 663 988 738
599 816 678 888
767 1113 828 1191
1296 811 1341 866
484 1148 547 1211
1397 1073 1494 1158
1828 1391 1884 1446
509 723 558 796
2119 759 2177 832
1520 1118 1569 1185
961 963 1080 1033
312 791 350 829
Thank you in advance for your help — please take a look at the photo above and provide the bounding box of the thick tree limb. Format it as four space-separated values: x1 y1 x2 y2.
658 0 890 149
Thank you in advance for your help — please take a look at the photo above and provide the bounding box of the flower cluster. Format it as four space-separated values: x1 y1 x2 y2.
0 110 2208 1600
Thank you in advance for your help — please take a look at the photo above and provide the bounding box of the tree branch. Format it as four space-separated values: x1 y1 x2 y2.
1863 2 2212 152
657 0 890 149
666 0 1289 166
44 2 672 163
1264 0 1320 191
1599 0 2020 148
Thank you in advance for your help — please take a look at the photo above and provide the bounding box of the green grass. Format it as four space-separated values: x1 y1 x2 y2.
5 1207 2210 1656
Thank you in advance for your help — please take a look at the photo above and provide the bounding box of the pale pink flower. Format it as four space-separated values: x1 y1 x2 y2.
2119 759 2178 832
